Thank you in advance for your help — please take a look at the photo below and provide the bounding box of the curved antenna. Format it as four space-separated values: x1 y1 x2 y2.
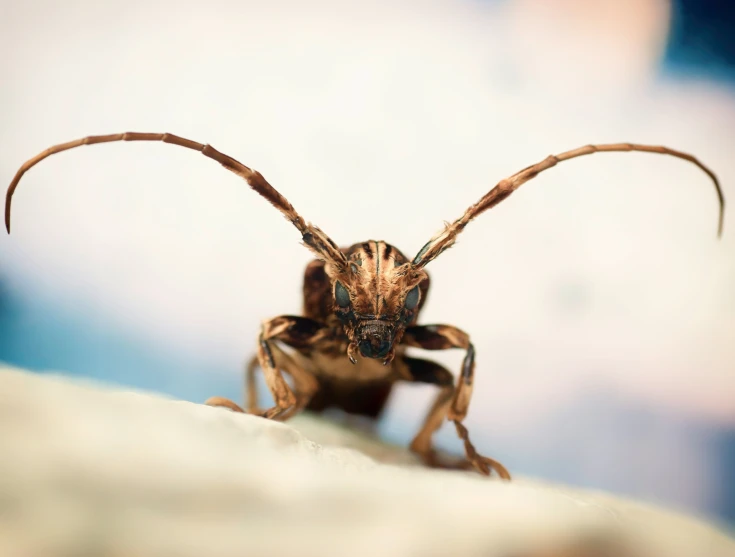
4 132 347 269
412 143 725 268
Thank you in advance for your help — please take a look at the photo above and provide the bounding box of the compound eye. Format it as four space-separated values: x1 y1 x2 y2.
404 285 420 310
335 281 351 308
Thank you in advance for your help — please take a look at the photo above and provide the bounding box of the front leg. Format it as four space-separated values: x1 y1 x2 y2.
402 324 511 480
206 316 327 421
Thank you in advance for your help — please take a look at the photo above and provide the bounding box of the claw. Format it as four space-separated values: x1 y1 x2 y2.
453 420 511 480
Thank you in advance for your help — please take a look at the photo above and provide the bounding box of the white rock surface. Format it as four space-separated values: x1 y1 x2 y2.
0 364 732 557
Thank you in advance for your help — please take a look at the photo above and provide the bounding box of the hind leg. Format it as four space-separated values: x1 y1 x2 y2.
401 325 510 480
244 354 261 413
396 355 464 468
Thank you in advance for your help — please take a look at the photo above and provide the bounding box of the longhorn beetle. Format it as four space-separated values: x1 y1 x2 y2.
4 133 725 479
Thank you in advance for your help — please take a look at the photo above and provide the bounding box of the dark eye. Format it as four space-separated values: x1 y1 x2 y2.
404 285 420 310
335 281 351 308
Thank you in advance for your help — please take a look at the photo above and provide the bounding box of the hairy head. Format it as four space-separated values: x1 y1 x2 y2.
326 241 428 364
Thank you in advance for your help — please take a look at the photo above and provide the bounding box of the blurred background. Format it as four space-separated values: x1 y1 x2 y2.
1 0 733 528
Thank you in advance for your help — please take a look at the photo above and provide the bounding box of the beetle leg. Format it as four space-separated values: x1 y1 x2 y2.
206 315 326 421
397 355 471 471
264 342 320 421
402 325 511 480
245 354 261 413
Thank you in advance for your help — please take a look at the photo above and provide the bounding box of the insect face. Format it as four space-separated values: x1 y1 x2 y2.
331 241 428 364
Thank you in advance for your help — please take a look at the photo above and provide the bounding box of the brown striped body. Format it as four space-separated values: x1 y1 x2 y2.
5 131 722 481
298 241 429 417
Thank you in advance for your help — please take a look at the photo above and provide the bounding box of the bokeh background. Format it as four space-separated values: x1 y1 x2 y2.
1 0 733 528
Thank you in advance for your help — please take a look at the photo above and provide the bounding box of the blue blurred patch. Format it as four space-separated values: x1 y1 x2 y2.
0 275 239 403
663 0 735 83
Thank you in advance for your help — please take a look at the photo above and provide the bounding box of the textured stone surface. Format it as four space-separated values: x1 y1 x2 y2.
0 364 732 557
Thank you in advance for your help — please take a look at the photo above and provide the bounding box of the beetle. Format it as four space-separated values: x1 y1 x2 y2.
4 133 725 479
